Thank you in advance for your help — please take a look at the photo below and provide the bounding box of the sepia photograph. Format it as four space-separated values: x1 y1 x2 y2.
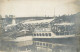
0 0 80 52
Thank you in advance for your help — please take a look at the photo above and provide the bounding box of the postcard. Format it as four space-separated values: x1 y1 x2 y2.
0 0 80 52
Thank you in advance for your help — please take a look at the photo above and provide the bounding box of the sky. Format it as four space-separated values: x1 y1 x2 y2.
0 0 80 18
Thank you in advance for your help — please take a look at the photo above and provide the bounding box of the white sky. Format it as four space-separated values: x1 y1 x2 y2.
0 0 80 17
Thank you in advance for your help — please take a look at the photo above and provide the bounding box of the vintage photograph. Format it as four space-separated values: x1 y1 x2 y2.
0 0 80 52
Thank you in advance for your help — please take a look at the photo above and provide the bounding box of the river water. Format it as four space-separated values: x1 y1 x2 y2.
0 36 77 52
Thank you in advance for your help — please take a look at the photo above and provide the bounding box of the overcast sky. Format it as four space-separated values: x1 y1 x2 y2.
0 0 80 17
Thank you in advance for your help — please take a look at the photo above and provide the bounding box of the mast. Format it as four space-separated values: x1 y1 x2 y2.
54 8 55 18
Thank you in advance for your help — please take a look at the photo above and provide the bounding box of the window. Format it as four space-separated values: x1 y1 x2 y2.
49 33 51 36
34 34 36 36
46 33 48 36
40 43 42 45
40 33 42 36
37 33 39 36
43 43 45 46
46 44 48 46
42 33 44 36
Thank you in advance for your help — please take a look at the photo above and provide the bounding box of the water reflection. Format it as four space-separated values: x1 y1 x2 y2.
10 38 76 52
